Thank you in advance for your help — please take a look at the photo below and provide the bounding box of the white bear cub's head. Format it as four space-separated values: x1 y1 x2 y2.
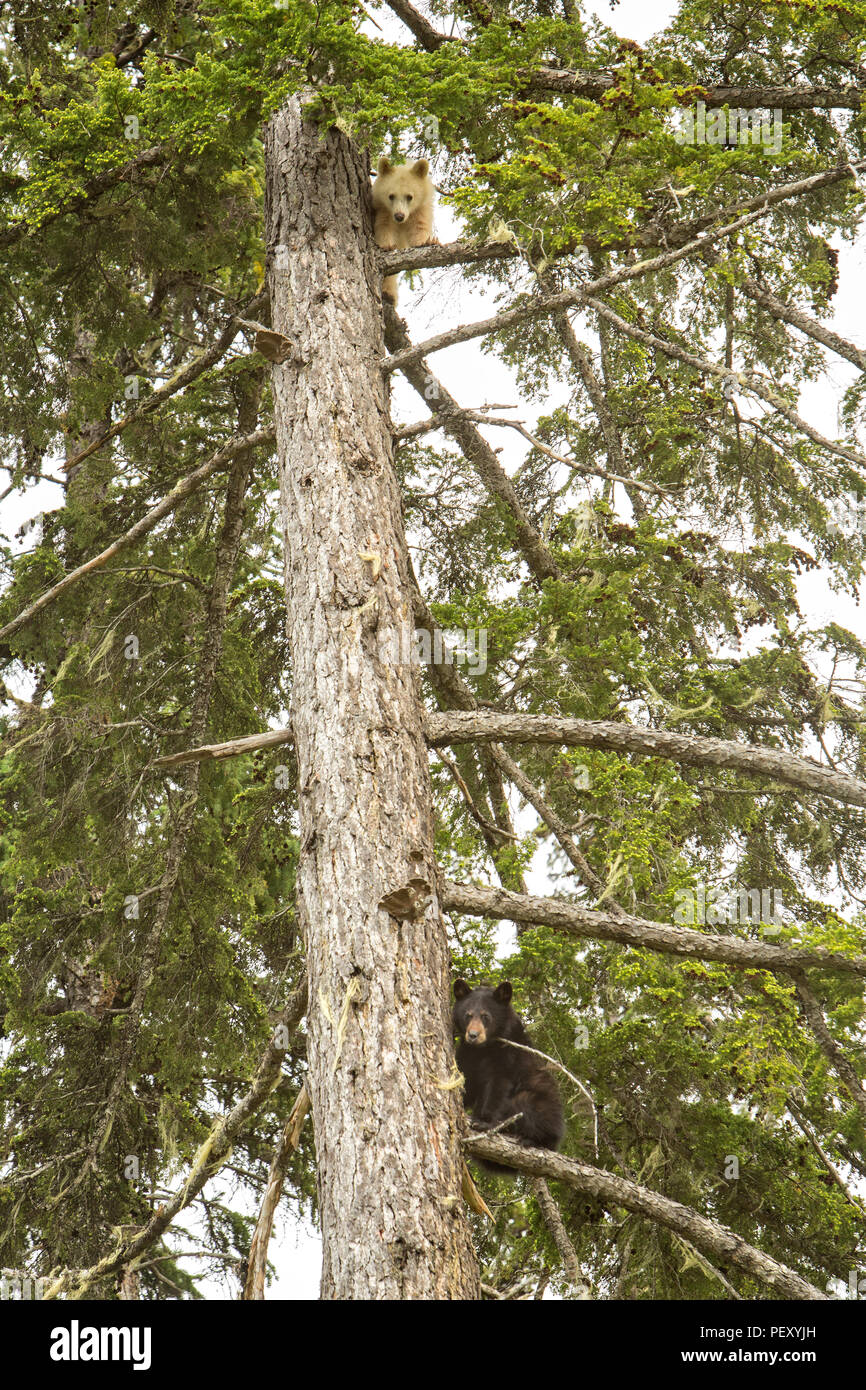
372 158 431 225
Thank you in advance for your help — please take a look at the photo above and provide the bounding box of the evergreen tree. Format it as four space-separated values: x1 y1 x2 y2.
1 0 865 1300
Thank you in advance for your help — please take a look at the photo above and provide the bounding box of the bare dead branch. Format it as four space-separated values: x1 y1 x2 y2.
40 983 308 1300
500 1037 598 1155
530 1177 584 1287
442 879 866 980
380 237 529 276
426 709 866 809
463 1133 826 1299
433 748 519 842
243 1083 311 1300
150 705 866 812
384 308 562 584
466 1112 525 1139
397 406 667 494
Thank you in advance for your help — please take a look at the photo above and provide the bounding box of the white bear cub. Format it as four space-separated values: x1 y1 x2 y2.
372 157 436 304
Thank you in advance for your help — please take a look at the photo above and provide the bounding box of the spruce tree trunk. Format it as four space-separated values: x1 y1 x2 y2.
264 99 479 1300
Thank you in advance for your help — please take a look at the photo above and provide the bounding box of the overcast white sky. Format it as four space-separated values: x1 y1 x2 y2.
1 0 862 1300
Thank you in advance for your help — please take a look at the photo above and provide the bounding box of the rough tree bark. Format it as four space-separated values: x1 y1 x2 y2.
264 98 478 1300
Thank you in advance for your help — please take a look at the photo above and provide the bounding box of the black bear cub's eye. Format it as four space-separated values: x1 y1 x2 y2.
406 194 413 202
481 1013 490 1025
389 194 395 201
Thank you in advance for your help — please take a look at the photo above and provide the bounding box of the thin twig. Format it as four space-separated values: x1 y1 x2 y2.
500 1038 598 1157
462 1112 524 1141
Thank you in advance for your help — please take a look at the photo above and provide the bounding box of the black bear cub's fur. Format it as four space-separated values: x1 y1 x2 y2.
452 979 565 1175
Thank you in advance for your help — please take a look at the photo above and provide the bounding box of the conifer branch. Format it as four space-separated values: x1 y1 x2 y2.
0 427 275 644
522 69 866 112
584 296 866 471
0 146 169 250
397 407 672 496
54 424 263 1206
379 2 865 115
426 709 866 808
382 206 773 374
382 158 866 281
727 270 866 371
441 879 866 980
464 1133 827 1298
60 293 266 474
789 973 866 1126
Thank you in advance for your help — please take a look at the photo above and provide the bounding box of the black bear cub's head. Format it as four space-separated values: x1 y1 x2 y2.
452 979 513 1046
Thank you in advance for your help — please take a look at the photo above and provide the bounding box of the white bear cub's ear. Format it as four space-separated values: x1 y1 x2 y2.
377 156 393 175
411 159 429 177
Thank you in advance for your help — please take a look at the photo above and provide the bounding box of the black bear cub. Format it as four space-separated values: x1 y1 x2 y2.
452 979 565 1175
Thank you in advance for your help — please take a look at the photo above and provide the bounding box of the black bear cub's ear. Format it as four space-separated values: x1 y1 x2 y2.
453 979 471 1001
494 981 512 1004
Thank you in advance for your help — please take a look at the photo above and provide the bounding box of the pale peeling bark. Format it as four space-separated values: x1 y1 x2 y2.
264 99 478 1300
